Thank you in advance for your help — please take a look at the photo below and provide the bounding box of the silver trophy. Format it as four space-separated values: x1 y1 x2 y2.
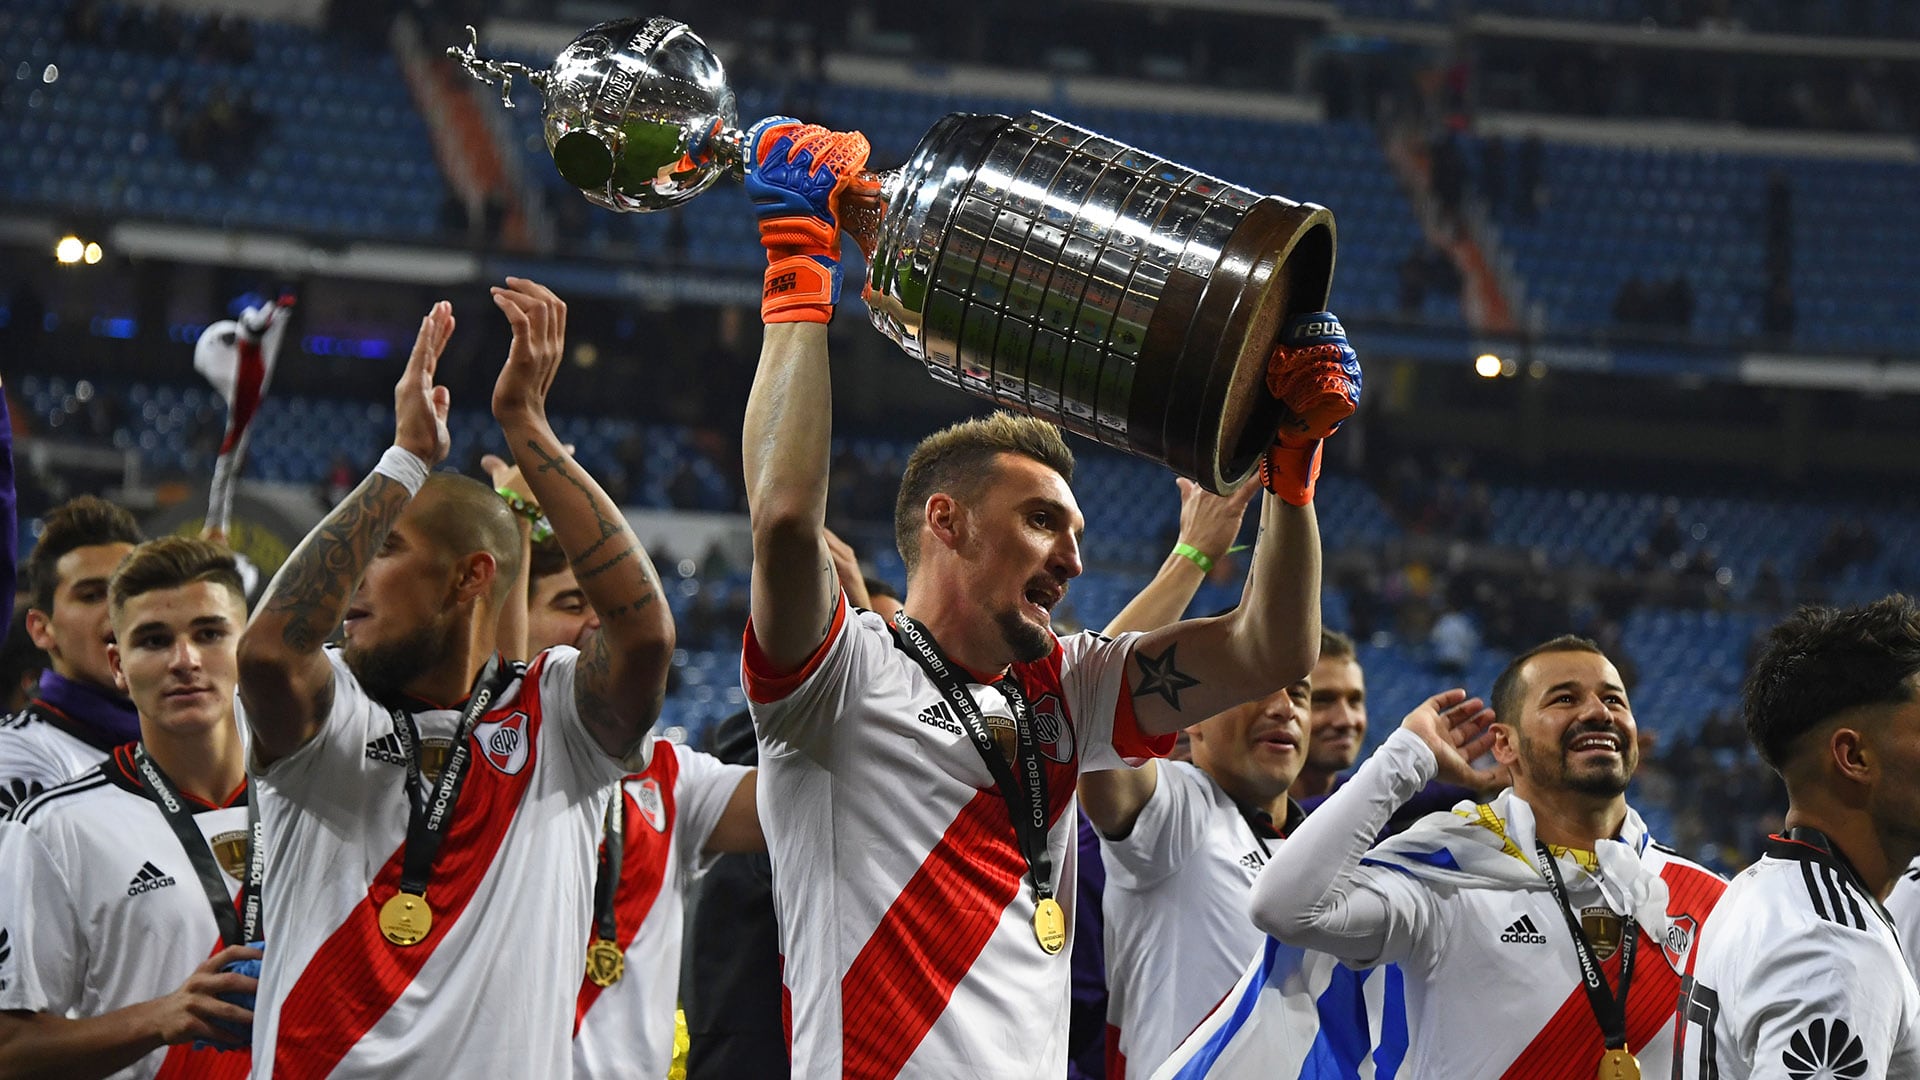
451 19 1335 493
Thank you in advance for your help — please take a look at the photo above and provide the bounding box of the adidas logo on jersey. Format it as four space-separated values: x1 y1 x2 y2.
126 861 177 896
365 732 408 766
1499 914 1549 944
914 702 962 736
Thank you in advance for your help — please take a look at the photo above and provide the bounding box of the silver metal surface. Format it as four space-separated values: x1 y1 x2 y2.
866 111 1270 447
450 19 739 212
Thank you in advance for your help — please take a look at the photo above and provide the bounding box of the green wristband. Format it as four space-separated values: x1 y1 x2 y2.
1172 542 1215 574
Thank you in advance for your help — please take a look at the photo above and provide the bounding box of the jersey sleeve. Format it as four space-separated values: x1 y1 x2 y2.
0 820 86 1014
1726 919 1915 1080
1058 630 1176 773
742 592 890 756
534 646 648 791
1247 728 1447 970
670 748 753 881
1096 761 1211 889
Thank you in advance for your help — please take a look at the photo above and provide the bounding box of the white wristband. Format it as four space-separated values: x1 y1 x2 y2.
372 445 431 497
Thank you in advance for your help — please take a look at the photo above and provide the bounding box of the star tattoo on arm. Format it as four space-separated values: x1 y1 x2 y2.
1132 645 1201 710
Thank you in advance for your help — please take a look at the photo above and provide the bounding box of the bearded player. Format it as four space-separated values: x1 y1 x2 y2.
1252 635 1725 1078
236 278 674 1078
738 116 1355 1078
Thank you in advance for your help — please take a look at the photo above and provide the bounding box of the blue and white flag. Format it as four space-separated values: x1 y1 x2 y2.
1151 937 1407 1080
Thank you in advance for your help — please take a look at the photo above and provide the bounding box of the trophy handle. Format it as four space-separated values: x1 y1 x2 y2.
447 25 549 109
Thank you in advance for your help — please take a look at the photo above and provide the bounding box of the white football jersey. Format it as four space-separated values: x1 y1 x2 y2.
245 646 640 1080
1676 832 1920 1080
1884 858 1920 987
744 593 1169 1080
1100 760 1280 1079
1251 730 1727 1080
572 742 751 1080
0 700 117 815
0 745 254 1080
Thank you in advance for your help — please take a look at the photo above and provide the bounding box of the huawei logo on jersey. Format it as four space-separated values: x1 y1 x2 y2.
1029 692 1075 764
474 711 531 775
634 778 667 832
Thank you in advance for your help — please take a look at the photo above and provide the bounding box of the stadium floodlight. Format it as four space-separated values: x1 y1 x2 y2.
82 242 102 265
54 235 84 264
1474 353 1502 378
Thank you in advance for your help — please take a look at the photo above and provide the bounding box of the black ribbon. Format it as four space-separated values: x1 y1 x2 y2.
1535 840 1636 1052
891 613 1055 907
130 745 262 947
591 787 626 942
387 655 515 901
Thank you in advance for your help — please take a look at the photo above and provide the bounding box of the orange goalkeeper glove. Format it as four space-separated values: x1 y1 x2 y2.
1259 312 1361 506
743 117 873 324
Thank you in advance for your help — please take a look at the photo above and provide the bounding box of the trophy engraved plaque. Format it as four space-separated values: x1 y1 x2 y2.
452 21 1335 493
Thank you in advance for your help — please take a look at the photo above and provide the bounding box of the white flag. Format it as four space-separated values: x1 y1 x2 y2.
193 295 293 533
1150 937 1407 1080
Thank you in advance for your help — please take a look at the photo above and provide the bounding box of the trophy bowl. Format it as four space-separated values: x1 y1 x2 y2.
452 21 1336 494
453 18 741 213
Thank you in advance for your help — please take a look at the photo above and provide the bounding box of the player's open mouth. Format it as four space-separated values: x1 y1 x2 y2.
1567 731 1622 756
1255 730 1299 751
1023 585 1060 618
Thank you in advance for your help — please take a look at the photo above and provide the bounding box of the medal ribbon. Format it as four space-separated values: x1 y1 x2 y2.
890 614 1056 909
591 786 626 942
130 744 262 947
1535 840 1636 1053
387 655 514 903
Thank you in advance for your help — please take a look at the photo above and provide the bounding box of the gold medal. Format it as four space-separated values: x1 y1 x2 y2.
586 938 626 987
1032 896 1067 955
379 892 434 947
1597 1048 1640 1080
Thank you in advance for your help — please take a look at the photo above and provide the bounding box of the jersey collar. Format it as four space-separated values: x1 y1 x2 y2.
1769 826 1897 933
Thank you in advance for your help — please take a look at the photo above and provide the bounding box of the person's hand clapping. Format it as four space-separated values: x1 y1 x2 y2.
395 300 454 467
489 277 567 428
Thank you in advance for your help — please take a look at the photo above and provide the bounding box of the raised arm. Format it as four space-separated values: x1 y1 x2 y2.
239 303 454 765
1082 477 1259 838
1102 477 1258 638
481 452 536 663
740 118 873 673
1121 313 1360 737
490 278 673 762
1249 691 1492 962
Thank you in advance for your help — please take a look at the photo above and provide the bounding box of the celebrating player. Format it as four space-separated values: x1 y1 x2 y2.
1251 635 1725 1077
0 538 260 1079
738 116 1352 1078
0 496 145 813
235 278 674 1078
1290 629 1366 801
1675 597 1920 1078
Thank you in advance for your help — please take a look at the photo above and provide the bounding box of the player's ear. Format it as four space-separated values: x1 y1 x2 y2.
24 607 55 652
107 641 129 694
1830 725 1872 785
1489 720 1521 768
452 550 498 605
925 493 962 552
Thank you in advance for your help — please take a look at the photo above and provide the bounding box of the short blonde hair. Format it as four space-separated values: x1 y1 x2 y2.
894 411 1074 576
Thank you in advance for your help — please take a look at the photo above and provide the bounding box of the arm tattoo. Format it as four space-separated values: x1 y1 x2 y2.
1132 644 1202 710
527 439 626 562
260 473 409 652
